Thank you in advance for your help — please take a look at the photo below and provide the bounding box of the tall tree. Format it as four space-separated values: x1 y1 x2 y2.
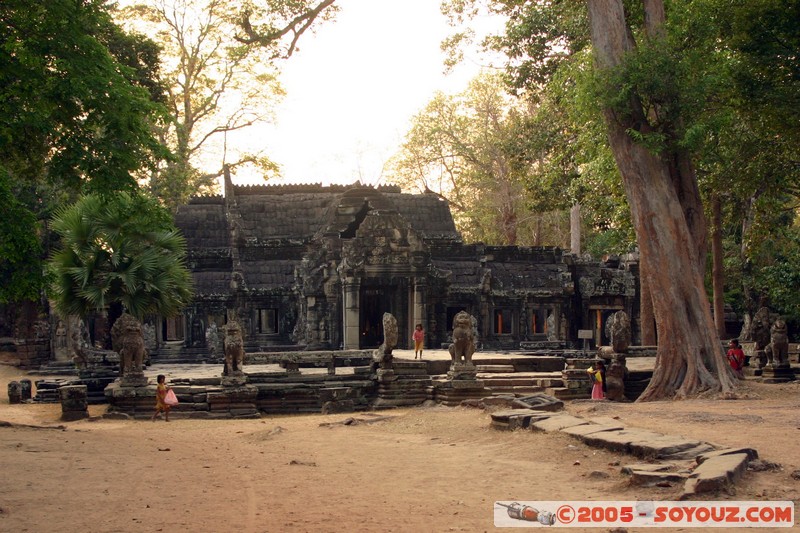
391 72 570 246
120 0 338 209
585 0 736 399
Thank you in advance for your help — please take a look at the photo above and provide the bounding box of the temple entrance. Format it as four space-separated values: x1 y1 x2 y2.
359 282 408 349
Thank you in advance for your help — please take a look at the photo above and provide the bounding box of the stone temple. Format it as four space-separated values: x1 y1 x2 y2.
157 175 640 361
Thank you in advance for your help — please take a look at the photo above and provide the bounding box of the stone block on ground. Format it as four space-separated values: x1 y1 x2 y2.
580 428 664 453
561 422 625 438
490 409 553 431
621 462 684 475
696 447 759 464
531 414 590 432
512 392 564 412
59 385 89 421
628 470 690 486
628 434 712 459
682 452 750 497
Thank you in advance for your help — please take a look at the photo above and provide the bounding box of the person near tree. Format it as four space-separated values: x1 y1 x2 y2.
727 339 746 379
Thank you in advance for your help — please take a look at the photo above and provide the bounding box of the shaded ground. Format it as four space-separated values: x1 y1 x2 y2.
1 362 799 532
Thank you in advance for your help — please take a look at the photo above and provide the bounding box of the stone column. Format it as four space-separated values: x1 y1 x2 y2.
412 278 426 334
570 203 581 255
7 381 21 404
342 277 361 350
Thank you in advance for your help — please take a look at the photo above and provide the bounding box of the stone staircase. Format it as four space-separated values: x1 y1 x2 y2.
475 364 578 397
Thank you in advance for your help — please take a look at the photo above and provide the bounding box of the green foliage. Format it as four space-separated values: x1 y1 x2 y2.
0 0 169 305
389 72 550 246
0 171 44 303
0 0 166 194
49 192 193 320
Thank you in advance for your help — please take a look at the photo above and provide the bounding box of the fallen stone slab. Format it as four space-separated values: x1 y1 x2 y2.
561 423 625 438
580 428 665 453
696 447 759 464
629 469 690 486
512 392 564 412
628 434 712 459
660 442 719 461
531 414 591 432
621 462 684 475
682 452 750 497
490 409 554 431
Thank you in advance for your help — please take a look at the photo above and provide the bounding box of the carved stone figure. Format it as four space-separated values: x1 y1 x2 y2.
110 313 146 384
206 322 220 357
605 310 631 353
191 316 204 347
71 319 91 369
766 318 789 368
751 307 772 369
546 313 557 342
372 313 398 369
448 311 476 368
604 359 626 401
55 320 67 348
223 320 245 375
751 307 772 350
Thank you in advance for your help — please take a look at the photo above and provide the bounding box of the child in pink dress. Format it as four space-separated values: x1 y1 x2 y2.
588 360 606 400
412 324 425 359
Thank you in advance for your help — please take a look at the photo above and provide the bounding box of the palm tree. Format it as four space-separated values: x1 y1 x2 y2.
49 192 193 345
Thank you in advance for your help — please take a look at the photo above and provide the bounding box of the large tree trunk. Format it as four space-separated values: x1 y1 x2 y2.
587 0 737 399
639 257 657 345
711 194 726 338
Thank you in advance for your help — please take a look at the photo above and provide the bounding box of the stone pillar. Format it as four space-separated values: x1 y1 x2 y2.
342 278 360 350
570 203 581 255
8 381 21 404
59 385 89 421
19 379 32 401
412 278 426 334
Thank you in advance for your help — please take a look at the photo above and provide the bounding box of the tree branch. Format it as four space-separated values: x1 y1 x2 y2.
236 0 337 58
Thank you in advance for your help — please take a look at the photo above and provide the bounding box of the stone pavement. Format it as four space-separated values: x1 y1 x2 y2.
490 408 755 498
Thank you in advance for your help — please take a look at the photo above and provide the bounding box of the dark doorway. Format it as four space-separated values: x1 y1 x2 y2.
360 287 392 348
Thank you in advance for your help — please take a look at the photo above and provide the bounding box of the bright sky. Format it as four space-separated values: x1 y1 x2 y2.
233 0 503 187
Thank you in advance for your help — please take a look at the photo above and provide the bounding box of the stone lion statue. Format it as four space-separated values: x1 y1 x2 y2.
605 310 631 354
604 359 626 402
448 311 476 367
766 318 789 368
223 320 245 375
111 313 145 376
372 313 398 369
751 307 772 351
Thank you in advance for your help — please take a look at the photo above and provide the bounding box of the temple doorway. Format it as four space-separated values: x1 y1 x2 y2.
359 283 408 349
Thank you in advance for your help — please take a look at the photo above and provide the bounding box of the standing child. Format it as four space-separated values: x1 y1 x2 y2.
587 360 606 400
152 374 171 422
412 324 425 359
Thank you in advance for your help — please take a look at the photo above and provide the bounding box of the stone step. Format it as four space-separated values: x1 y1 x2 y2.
545 386 590 400
476 364 516 373
478 376 543 386
484 385 545 395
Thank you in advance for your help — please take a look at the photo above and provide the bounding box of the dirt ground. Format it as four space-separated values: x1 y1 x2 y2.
1 363 799 533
